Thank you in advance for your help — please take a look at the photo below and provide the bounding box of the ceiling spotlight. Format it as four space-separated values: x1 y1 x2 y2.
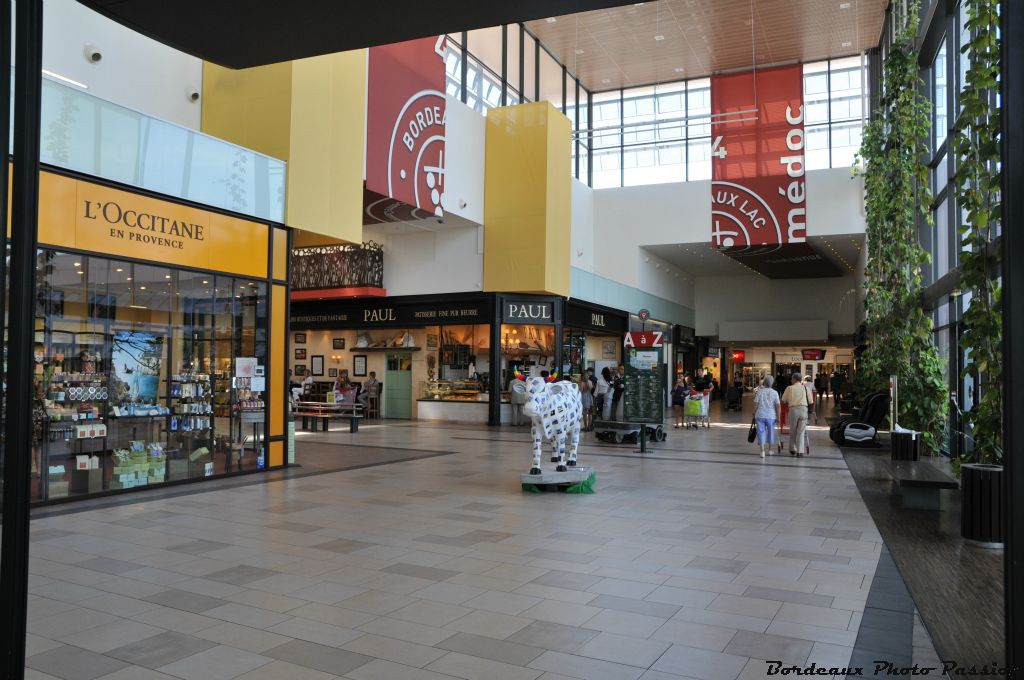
545 17 557 23
601 78 611 84
842 41 852 47
575 49 585 55
139 285 146 290
73 261 81 267
839 2 851 8
654 34 665 41
115 267 123 272
674 67 685 73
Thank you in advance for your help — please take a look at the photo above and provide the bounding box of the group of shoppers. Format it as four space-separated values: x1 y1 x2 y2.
509 365 628 429
752 373 816 458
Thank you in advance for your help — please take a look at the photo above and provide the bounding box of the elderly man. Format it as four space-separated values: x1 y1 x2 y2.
781 373 813 456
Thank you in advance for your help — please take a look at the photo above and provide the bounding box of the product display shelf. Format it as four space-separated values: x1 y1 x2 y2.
233 374 266 470
43 371 110 500
167 373 215 480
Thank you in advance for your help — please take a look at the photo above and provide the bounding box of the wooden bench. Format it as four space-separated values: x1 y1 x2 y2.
295 400 364 433
887 460 959 510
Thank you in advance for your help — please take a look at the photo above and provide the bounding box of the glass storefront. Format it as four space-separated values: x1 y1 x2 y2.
33 250 270 501
562 301 628 380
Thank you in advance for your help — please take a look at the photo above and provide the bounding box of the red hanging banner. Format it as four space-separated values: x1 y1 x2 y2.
366 36 447 221
710 65 806 250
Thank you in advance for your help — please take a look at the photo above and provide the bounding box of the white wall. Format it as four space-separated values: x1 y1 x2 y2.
570 179 594 273
441 95 485 225
637 250 696 309
40 0 203 129
366 225 483 297
694 274 860 339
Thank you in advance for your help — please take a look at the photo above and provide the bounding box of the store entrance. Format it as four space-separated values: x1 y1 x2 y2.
385 352 412 419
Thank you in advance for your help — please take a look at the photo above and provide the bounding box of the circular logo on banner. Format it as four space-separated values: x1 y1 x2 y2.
387 90 447 217
711 181 783 251
638 309 650 321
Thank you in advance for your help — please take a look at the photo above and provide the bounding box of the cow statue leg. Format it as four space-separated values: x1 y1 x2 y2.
555 430 568 472
567 422 580 467
529 421 543 475
550 412 561 463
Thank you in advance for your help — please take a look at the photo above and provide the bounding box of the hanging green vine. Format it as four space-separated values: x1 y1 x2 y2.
855 1 948 452
953 0 1002 468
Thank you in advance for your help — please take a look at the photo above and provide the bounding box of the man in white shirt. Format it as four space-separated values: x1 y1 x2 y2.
781 373 812 456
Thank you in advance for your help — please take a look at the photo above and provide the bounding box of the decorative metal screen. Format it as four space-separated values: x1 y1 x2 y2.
290 241 384 290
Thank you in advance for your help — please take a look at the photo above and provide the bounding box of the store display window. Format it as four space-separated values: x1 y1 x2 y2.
421 323 491 402
499 323 557 390
32 250 269 501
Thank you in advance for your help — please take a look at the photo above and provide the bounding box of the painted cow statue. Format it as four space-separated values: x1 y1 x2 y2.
512 372 582 475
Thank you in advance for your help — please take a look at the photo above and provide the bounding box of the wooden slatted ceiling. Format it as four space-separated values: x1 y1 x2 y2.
525 0 887 90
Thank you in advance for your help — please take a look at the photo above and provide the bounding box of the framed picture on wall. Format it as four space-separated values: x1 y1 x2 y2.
311 355 324 376
295 348 306 360
328 368 338 377
426 334 439 350
294 364 306 376
603 340 617 359
353 355 368 377
294 332 307 344
332 338 345 350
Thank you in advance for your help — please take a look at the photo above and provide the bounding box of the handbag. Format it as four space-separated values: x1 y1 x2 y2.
747 418 758 443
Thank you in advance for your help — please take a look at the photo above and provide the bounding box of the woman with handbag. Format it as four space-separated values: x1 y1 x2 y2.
751 375 781 458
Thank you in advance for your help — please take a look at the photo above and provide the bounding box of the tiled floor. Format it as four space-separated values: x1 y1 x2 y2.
26 402 937 680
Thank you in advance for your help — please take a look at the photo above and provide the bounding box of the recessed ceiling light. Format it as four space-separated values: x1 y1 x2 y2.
545 17 557 23
674 67 685 73
601 78 611 84
654 34 665 41
842 41 852 47
73 261 81 267
126 276 132 281
575 49 585 55
115 267 123 272
139 285 147 290
164 274 171 279
839 2 851 8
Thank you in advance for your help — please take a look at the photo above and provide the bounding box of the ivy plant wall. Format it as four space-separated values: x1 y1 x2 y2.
856 1 948 452
954 0 1002 468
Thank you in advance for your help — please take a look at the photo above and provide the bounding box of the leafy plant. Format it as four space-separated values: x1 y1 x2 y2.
854 0 949 452
953 0 1002 467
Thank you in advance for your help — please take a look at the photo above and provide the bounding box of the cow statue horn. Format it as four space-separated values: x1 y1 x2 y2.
513 370 526 381
545 371 559 383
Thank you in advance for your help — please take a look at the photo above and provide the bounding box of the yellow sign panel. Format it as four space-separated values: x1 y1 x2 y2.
38 172 269 279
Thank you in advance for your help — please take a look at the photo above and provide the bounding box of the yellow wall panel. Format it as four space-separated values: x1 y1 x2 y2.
272 227 289 281
483 102 571 296
268 440 283 468
270 284 287 437
201 62 293 161
286 50 367 244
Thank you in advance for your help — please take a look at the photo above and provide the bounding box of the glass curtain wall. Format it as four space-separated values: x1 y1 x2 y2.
444 25 591 185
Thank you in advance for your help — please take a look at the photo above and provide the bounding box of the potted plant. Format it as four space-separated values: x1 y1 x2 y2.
953 0 1003 546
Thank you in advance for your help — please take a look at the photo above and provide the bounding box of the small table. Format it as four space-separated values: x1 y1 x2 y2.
295 401 363 433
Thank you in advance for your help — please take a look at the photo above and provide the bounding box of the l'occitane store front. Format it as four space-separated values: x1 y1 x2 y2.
30 170 290 503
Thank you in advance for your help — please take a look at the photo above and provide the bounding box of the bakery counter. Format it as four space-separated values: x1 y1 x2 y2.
416 398 511 423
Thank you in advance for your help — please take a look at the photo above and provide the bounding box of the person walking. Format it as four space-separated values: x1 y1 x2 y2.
671 375 690 428
804 375 818 424
829 371 842 403
578 373 594 431
596 367 612 421
782 373 812 456
609 364 626 421
753 376 781 458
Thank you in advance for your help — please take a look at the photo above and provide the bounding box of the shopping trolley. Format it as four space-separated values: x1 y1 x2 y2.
683 391 711 429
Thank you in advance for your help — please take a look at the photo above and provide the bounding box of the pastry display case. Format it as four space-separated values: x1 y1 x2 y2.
420 379 486 402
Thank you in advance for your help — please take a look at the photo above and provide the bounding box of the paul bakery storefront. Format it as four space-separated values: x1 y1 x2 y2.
562 300 627 376
289 293 563 424
32 170 289 503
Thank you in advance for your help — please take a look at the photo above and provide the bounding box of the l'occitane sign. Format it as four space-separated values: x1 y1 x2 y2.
39 172 268 278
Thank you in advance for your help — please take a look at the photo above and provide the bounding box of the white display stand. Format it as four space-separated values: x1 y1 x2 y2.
520 465 594 486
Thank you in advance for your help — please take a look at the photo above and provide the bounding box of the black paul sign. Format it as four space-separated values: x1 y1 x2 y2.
565 302 627 334
502 299 557 324
291 296 492 329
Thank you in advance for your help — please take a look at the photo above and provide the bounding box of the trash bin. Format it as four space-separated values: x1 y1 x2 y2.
891 430 920 461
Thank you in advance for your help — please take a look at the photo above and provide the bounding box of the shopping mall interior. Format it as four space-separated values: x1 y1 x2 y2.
1 0 1022 678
